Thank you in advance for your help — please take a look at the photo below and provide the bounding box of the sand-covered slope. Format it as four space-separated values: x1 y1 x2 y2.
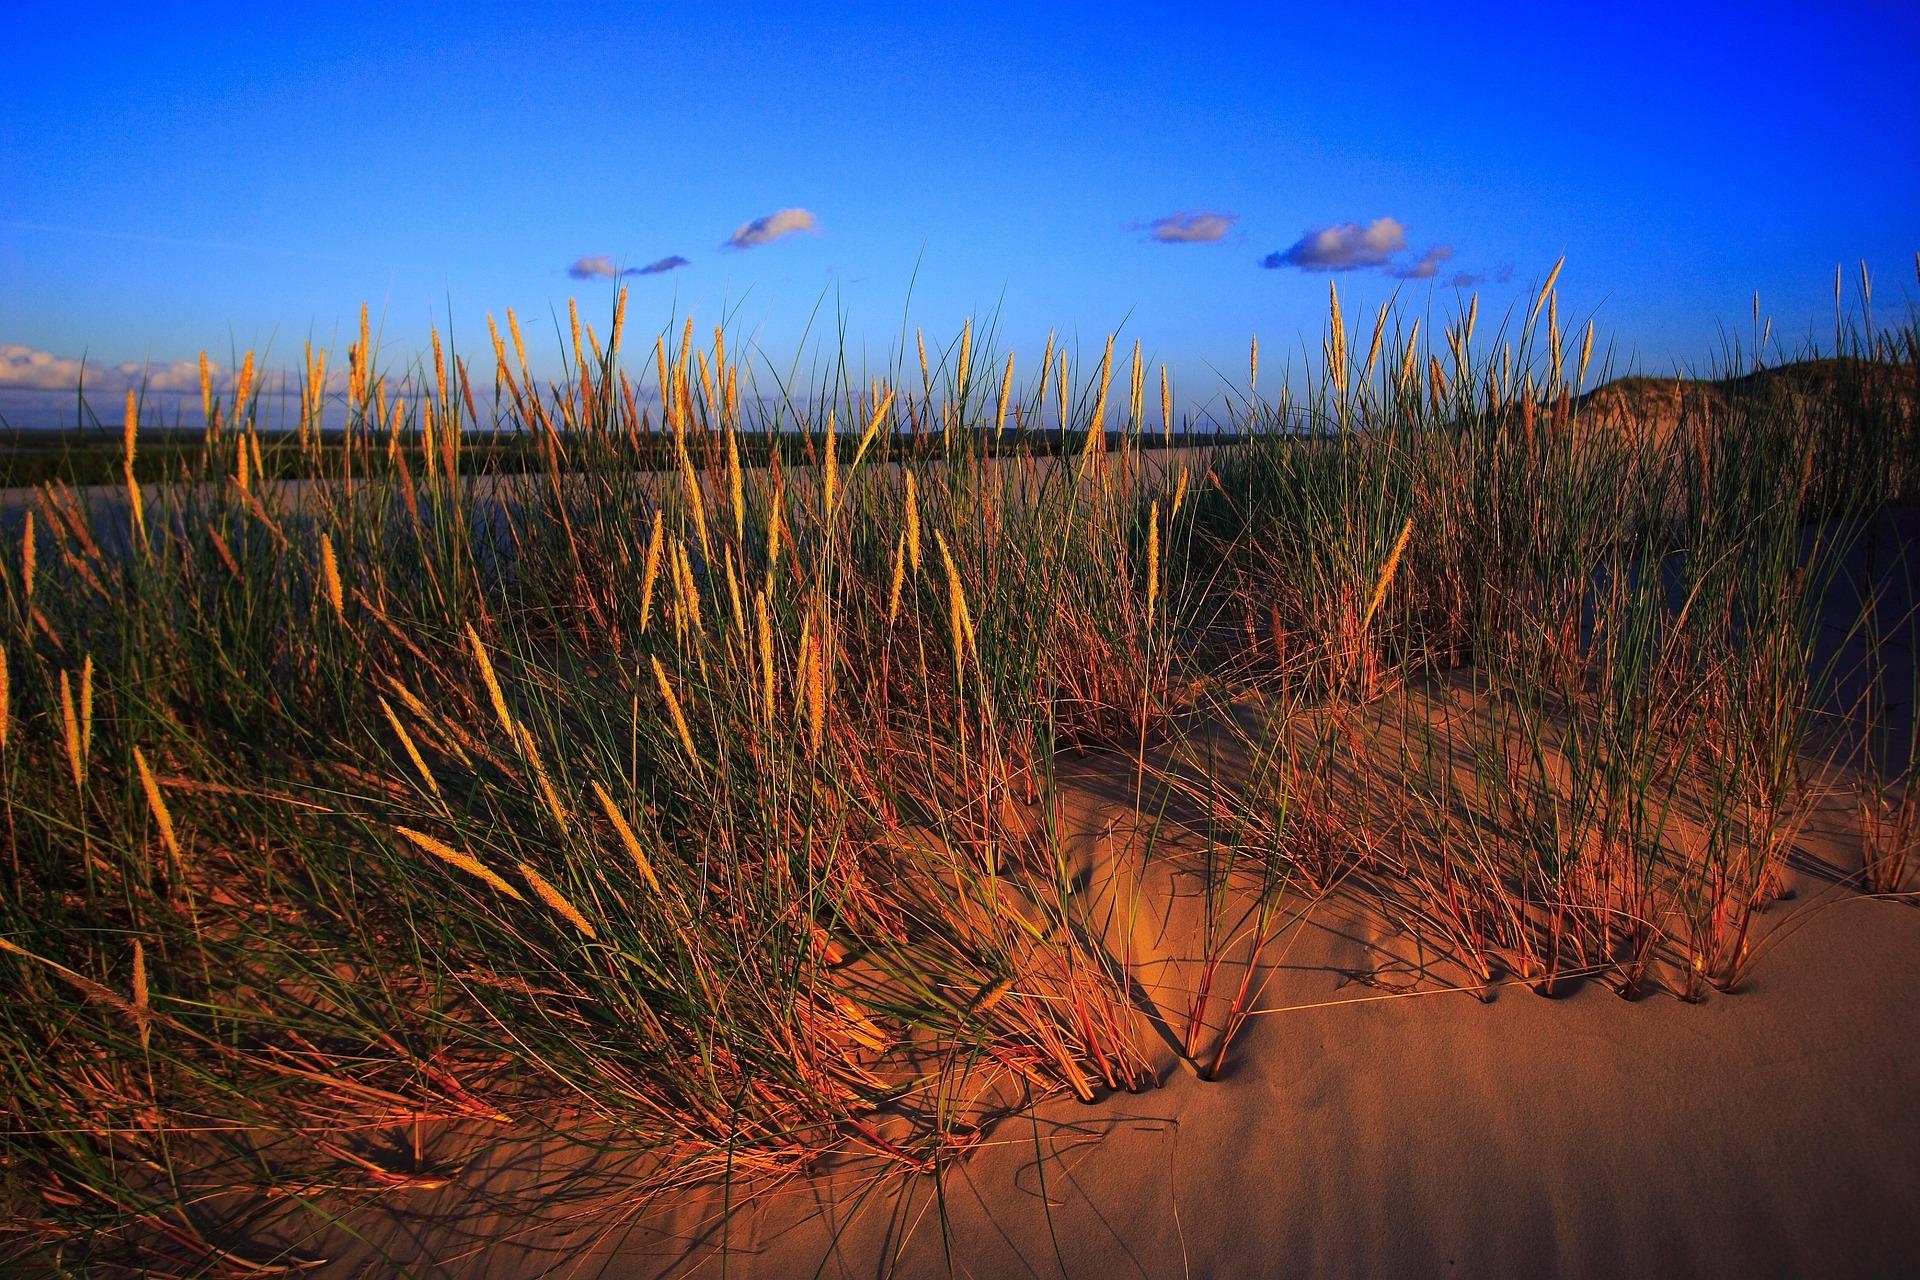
321 804 1919 1279
318 606 1920 1278
1575 358 1919 446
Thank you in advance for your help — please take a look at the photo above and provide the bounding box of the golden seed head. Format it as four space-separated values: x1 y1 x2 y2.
856 390 895 468
395 826 526 901
519 862 598 939
123 391 146 542
1364 302 1389 383
757 593 776 728
671 538 704 635
807 626 827 754
61 671 84 791
1360 517 1415 642
652 656 699 764
1327 286 1347 393
677 441 710 556
970 976 1014 1015
996 353 1015 437
822 410 838 523
591 779 661 893
508 307 529 375
133 746 181 867
1056 349 1069 429
1527 256 1565 333
1550 293 1565 388
80 656 91 764
639 513 664 634
727 429 745 544
309 349 328 418
1146 500 1160 625
724 555 745 633
378 696 440 798
517 723 570 829
466 623 515 738
320 532 345 620
887 531 908 622
935 530 977 673
1091 333 1114 430
904 470 922 572
131 939 150 1049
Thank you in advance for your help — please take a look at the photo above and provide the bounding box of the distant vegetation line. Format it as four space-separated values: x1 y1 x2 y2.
9 356 1910 490
0 426 1241 489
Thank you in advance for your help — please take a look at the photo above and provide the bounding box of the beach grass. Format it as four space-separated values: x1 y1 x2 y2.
1 265 1916 1271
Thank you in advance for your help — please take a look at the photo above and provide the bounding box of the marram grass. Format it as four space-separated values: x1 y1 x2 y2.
0 268 1915 1271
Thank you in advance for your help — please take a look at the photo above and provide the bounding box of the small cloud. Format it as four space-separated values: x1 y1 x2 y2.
0 343 218 393
723 207 819 250
140 359 217 394
1495 264 1516 284
568 254 621 280
624 255 689 276
0 343 92 390
1260 217 1407 271
0 344 352 398
1445 271 1485 289
1392 245 1456 279
1147 210 1237 243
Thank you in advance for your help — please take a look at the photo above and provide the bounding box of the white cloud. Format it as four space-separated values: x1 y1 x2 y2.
1147 210 1237 243
568 254 621 280
0 343 90 390
1392 245 1456 279
1261 217 1408 271
0 344 347 399
0 343 214 393
723 207 819 249
626 255 689 275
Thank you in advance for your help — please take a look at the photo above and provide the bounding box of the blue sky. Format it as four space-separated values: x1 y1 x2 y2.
3 1 1917 421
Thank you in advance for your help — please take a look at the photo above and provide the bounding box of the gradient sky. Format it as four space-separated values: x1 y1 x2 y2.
4 1 1917 422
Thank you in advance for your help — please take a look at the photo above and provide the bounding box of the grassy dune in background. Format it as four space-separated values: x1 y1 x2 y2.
1 269 1917 1273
